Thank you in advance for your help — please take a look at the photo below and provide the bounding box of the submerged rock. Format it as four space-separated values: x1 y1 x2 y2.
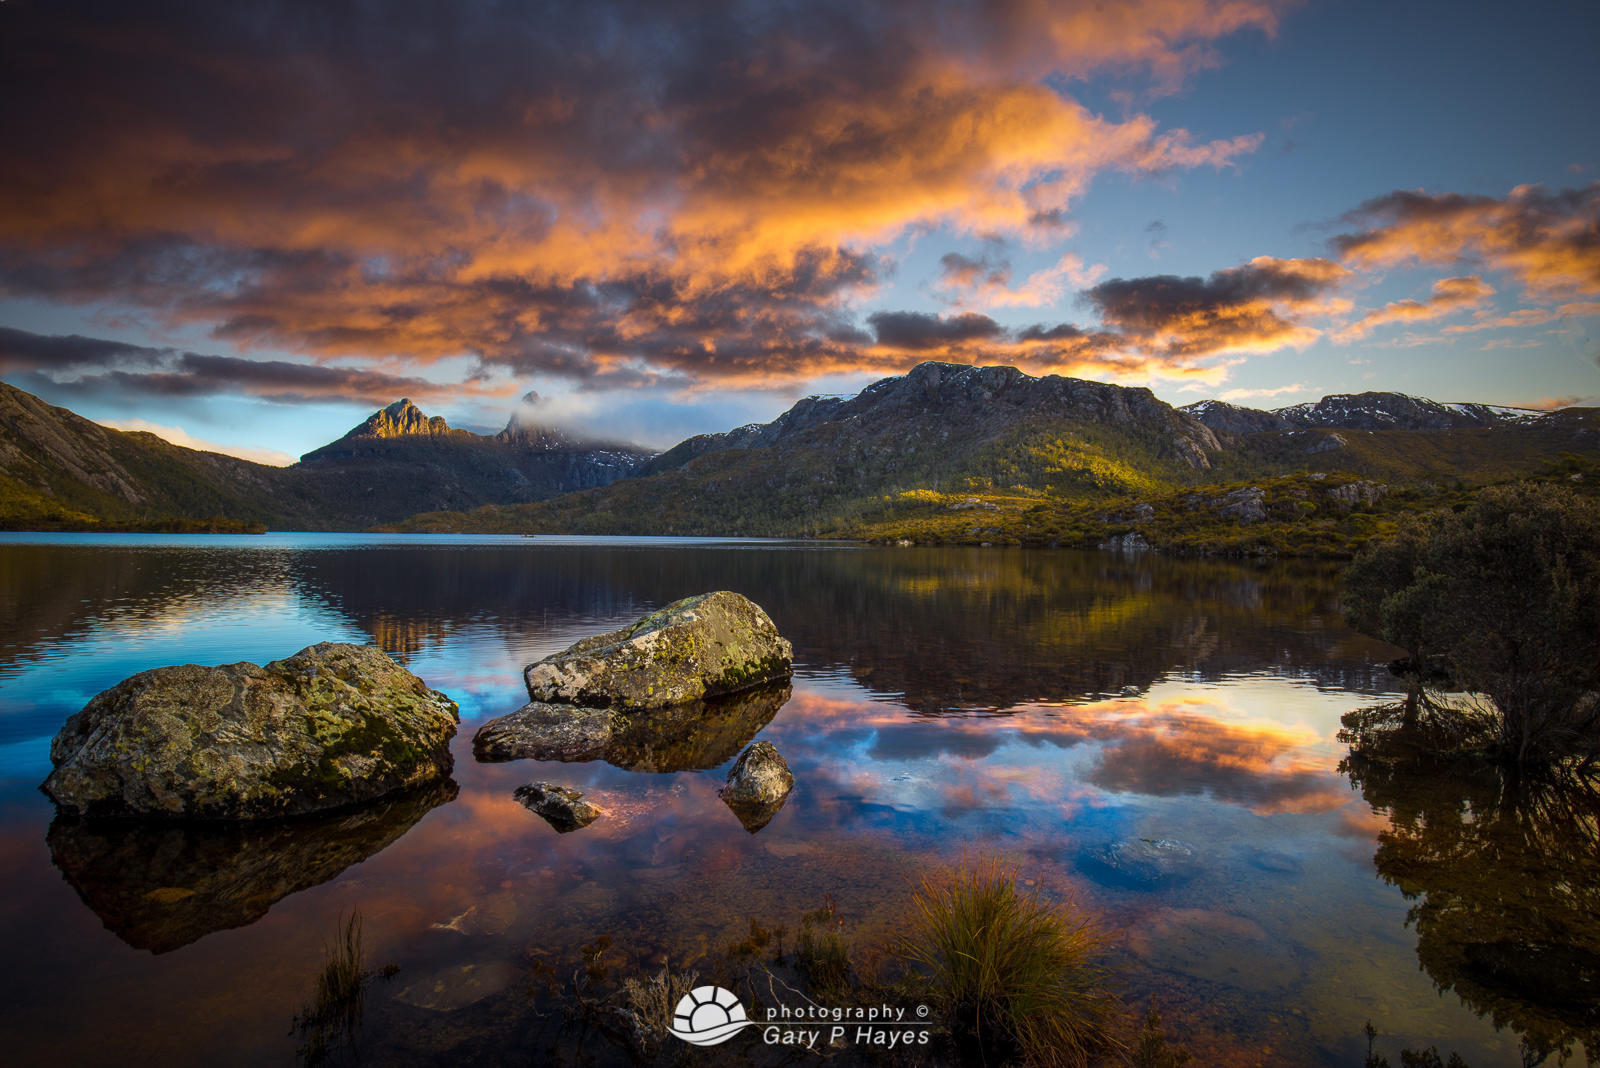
718 740 794 833
474 682 790 773
522 591 792 710
394 960 518 1011
514 781 603 832
42 643 459 820
1080 837 1198 890
47 781 456 953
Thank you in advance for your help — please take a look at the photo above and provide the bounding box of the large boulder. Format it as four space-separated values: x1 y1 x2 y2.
718 741 795 833
473 682 790 772
523 591 792 710
42 643 459 820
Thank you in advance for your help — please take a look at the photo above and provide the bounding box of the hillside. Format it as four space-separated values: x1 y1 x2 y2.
392 363 1600 554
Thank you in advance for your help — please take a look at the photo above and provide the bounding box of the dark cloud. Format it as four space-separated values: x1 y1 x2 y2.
0 327 498 406
869 311 1005 349
1084 257 1349 356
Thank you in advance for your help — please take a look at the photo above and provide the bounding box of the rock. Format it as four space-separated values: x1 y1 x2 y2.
1327 480 1386 509
718 741 794 833
1305 431 1347 454
1211 486 1267 523
1099 531 1152 552
474 682 790 773
46 781 455 953
1080 837 1198 890
947 497 999 511
42 643 459 820
394 960 518 1011
523 591 792 710
514 781 603 832
1131 502 1156 521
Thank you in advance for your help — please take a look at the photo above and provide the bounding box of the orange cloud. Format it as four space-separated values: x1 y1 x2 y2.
1335 275 1495 342
1333 183 1600 300
0 0 1278 393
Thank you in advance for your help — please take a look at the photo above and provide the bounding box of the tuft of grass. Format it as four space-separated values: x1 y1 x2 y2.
796 893 852 995
899 860 1124 1068
293 911 367 1066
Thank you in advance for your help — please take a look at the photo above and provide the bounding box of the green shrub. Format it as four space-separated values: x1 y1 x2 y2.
899 860 1122 1067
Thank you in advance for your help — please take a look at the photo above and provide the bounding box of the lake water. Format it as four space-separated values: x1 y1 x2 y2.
0 534 1591 1066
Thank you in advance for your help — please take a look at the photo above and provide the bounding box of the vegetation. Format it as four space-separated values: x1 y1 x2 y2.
292 912 370 1067
795 894 852 995
1342 482 1600 766
897 860 1123 1067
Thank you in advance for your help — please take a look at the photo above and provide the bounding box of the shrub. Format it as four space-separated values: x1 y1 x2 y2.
899 861 1122 1067
1343 482 1600 766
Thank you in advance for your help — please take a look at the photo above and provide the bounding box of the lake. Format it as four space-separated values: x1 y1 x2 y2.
0 534 1591 1066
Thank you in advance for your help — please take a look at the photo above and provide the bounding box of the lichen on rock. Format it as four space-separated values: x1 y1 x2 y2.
41 642 459 820
522 591 792 710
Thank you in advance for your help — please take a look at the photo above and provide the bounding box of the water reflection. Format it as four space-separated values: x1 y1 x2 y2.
1345 734 1600 1063
46 782 457 953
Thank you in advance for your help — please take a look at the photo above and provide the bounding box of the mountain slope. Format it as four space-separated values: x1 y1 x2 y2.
394 362 1225 535
1181 391 1543 434
0 381 312 529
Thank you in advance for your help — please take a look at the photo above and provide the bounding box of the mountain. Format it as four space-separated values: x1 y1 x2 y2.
1181 392 1543 434
395 362 1600 548
0 382 654 530
395 361 1229 535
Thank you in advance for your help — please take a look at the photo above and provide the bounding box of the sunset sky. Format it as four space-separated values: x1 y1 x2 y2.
1 0 1597 464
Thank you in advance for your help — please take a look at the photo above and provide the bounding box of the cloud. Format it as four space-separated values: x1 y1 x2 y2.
0 326 512 407
1332 183 1600 299
1334 275 1495 341
1084 256 1351 357
95 419 297 466
1216 381 1311 402
0 0 1278 391
869 311 1005 350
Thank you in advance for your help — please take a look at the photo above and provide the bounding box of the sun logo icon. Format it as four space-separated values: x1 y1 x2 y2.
668 985 755 1046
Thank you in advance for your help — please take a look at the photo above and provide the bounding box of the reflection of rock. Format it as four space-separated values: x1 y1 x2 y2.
394 960 518 1011
514 782 602 832
718 741 794 833
1245 849 1304 876
474 683 790 773
522 591 792 710
1080 837 1198 890
47 781 456 954
43 643 459 820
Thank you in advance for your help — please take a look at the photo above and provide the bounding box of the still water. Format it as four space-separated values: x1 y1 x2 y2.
0 534 1591 1066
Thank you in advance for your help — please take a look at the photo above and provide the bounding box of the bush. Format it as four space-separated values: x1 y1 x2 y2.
1343 482 1600 765
899 860 1122 1067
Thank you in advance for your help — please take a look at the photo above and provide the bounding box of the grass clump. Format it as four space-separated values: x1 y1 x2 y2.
795 893 852 995
620 963 700 1055
293 912 368 1066
899 861 1123 1067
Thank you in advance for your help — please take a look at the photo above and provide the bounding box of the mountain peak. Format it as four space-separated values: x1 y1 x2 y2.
497 391 574 449
359 398 453 439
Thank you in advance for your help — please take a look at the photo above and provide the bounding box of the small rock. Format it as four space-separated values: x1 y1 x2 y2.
718 741 794 833
1305 431 1347 454
514 782 603 833
1326 480 1386 509
1211 486 1267 523
394 960 517 1011
1099 531 1152 552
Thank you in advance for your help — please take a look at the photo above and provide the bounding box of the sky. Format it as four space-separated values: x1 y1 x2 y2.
0 0 1597 464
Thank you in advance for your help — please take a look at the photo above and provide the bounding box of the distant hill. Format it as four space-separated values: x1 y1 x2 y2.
1180 392 1543 434
0 383 653 530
